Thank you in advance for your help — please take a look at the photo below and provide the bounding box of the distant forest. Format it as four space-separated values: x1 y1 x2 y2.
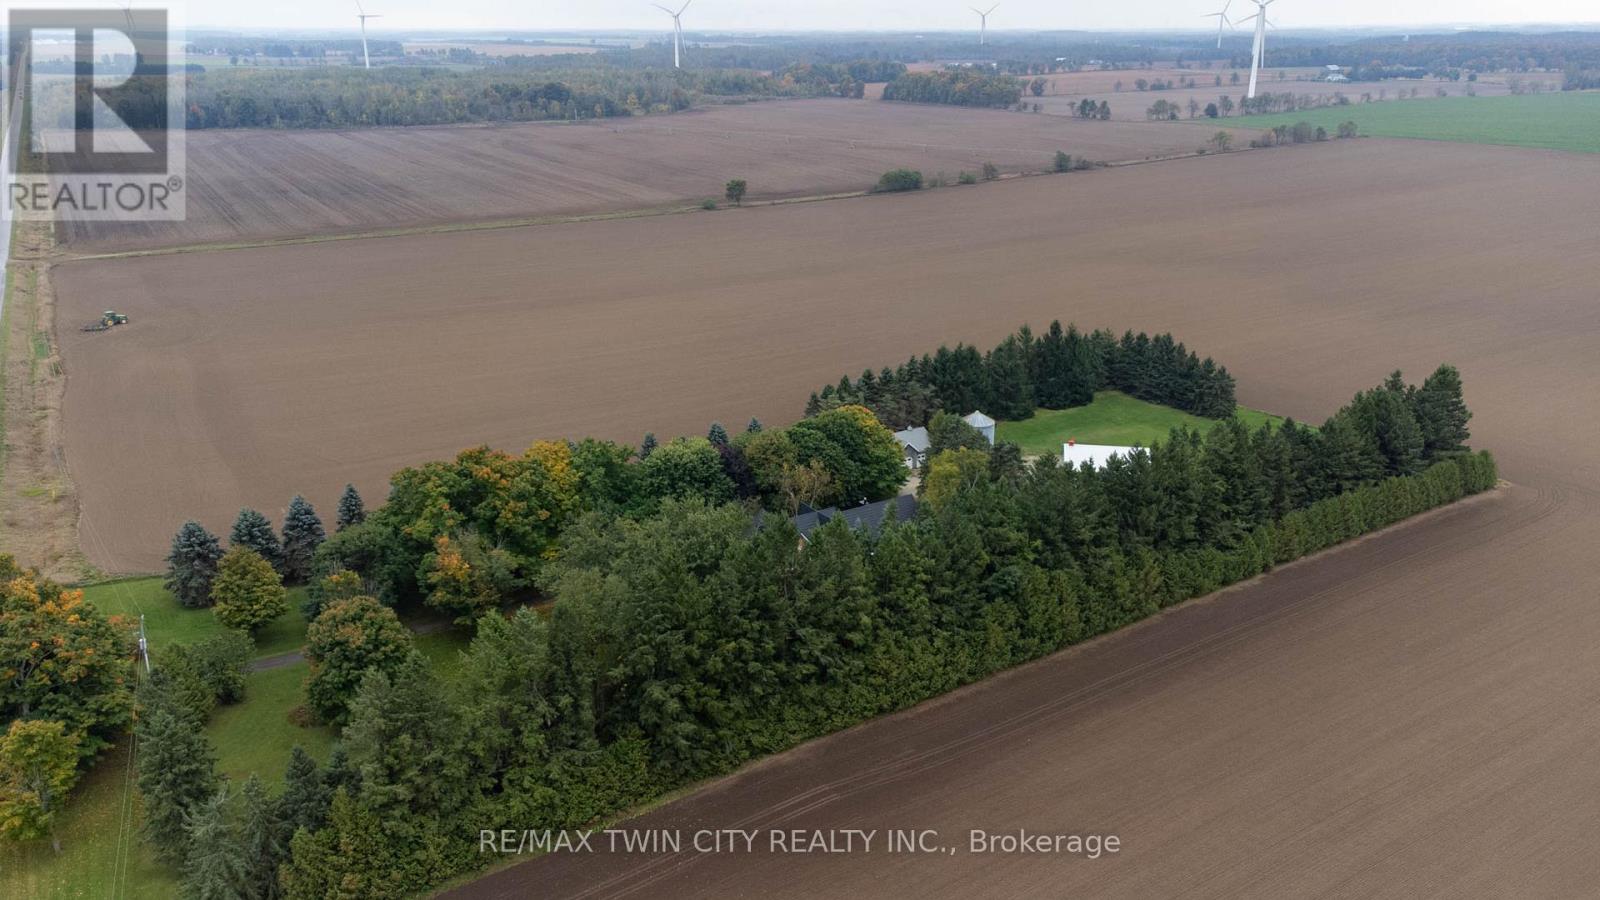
180 66 863 128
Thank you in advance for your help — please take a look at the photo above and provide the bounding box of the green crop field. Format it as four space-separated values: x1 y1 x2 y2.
1217 91 1600 153
996 391 1287 458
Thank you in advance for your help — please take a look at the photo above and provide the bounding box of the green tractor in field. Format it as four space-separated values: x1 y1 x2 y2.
82 310 129 332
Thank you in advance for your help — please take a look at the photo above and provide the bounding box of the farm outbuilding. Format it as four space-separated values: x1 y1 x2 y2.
1061 440 1139 469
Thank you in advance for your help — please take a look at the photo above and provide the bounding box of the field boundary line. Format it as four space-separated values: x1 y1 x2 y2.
58 146 1262 263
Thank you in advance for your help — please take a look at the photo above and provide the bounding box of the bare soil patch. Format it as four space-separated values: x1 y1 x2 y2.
59 99 1211 252
0 224 91 581
53 137 1600 572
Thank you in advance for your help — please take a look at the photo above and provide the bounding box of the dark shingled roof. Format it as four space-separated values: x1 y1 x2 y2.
790 494 918 542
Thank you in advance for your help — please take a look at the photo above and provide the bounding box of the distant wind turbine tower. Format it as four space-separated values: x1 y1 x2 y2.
1241 0 1275 99
1201 1 1233 50
653 1 692 68
355 1 381 69
972 4 999 46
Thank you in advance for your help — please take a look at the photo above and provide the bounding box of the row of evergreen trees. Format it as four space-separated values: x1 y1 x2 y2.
806 322 1238 428
250 366 1490 895
165 487 365 609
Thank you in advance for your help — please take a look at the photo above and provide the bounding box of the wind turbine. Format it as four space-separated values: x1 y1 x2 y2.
1201 1 1233 50
355 1 381 70
653 1 691 69
972 4 998 46
1239 0 1276 99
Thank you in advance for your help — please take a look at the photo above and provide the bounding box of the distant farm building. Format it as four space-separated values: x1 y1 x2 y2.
791 495 919 543
1061 439 1139 469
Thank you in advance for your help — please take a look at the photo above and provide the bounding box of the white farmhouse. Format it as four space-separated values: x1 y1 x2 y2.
1061 439 1139 469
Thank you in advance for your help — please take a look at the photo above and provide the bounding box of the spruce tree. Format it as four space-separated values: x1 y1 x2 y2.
137 704 219 864
166 521 225 609
279 496 326 583
279 746 330 834
229 509 283 574
707 422 730 447
746 418 762 434
181 787 247 900
1413 364 1472 459
236 774 286 900
335 484 365 532
638 432 658 460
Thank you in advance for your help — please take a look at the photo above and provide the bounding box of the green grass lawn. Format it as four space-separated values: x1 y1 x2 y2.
31 580 462 895
1214 91 1600 153
415 627 474 679
208 663 337 784
996 390 1287 458
0 742 178 899
82 576 309 658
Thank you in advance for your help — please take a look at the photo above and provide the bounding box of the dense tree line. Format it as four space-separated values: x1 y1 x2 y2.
773 60 908 97
1564 67 1600 90
881 69 1023 107
221 364 1489 897
181 66 852 129
806 322 1237 429
1262 31 1600 74
306 408 908 623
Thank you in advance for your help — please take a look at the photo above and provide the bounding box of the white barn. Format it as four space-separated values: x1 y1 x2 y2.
1061 439 1139 469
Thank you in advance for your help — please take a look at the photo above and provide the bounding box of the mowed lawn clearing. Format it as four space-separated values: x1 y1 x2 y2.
82 576 310 658
997 391 1287 457
208 663 337 783
1218 91 1600 153
0 743 177 899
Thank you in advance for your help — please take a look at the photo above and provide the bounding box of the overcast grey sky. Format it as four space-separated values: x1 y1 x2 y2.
182 0 1597 33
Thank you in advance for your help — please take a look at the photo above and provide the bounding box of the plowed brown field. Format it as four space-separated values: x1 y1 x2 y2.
50 130 1600 896
56 137 1600 573
59 99 1206 252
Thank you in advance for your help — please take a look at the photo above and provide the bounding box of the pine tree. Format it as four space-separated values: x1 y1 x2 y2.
181 787 247 900
638 432 658 460
1413 364 1472 459
229 509 283 574
236 774 286 900
335 484 365 531
137 704 219 864
746 418 763 434
166 521 225 609
279 746 330 834
279 496 325 583
707 422 730 447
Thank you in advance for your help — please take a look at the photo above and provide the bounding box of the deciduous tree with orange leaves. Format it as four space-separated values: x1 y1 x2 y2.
0 556 134 761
